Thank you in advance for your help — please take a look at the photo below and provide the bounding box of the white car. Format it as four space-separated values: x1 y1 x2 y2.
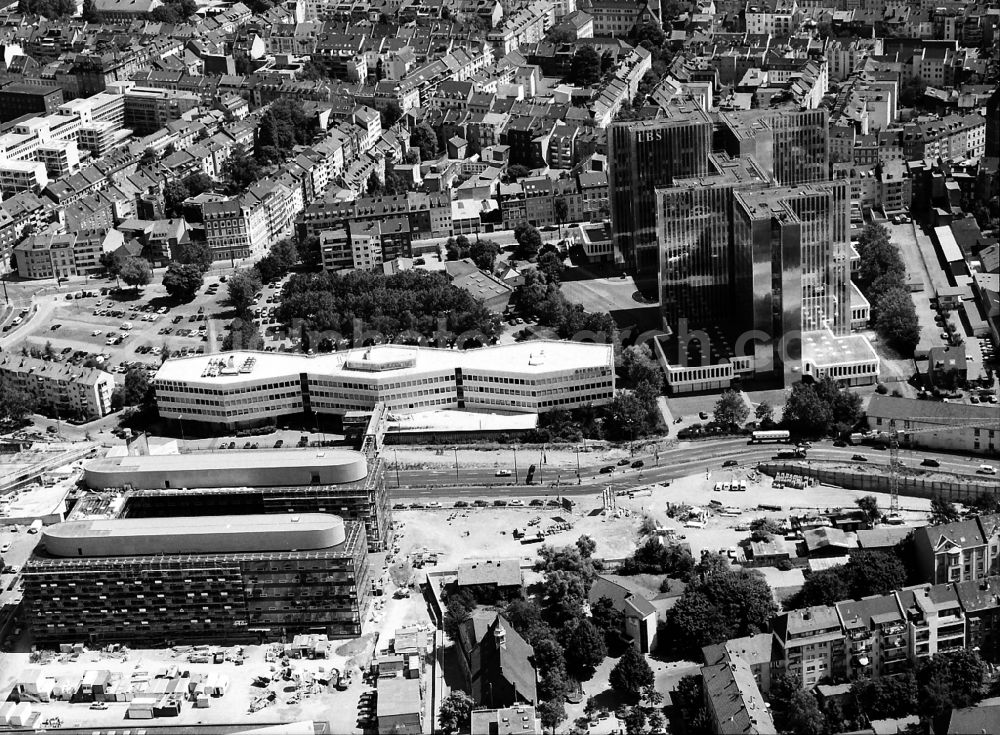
1 542 10 553
91 329 102 336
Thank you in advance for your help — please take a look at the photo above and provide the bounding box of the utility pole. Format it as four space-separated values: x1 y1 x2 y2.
454 447 459 483
394 449 401 488
889 419 900 516
513 447 518 484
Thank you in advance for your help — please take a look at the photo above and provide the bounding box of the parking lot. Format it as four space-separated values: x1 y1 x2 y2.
11 274 294 381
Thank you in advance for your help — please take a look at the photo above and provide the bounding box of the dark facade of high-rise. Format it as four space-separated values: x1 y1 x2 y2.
608 107 714 273
23 514 370 646
731 181 851 383
611 106 830 277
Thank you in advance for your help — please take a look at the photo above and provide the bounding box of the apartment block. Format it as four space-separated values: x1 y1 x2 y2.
0 353 114 420
836 595 909 680
913 514 1000 584
0 83 63 123
203 196 269 262
897 583 966 659
771 606 846 688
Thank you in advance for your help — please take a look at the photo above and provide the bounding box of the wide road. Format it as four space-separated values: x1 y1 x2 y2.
385 438 990 487
390 439 996 493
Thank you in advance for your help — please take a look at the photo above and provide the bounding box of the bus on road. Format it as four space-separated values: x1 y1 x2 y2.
749 430 791 444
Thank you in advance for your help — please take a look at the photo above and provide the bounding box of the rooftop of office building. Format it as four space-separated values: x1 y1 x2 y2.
154 342 614 384
803 330 879 367
38 513 349 558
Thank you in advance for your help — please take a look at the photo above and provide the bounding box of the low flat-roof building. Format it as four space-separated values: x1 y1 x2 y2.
84 448 368 490
867 395 999 456
23 513 370 646
376 677 422 735
153 342 615 429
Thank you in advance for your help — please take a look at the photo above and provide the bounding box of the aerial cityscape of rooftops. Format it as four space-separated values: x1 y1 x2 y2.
0 0 998 733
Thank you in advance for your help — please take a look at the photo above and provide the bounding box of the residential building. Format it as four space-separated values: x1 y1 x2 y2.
836 594 909 679
702 634 776 696
913 515 1000 585
93 0 163 20
0 354 114 420
896 583 967 659
13 227 121 280
22 513 370 645
954 577 1000 663
771 606 846 688
701 654 777 735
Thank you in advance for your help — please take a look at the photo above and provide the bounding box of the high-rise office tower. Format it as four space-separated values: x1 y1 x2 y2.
657 154 771 332
716 109 830 187
731 180 851 384
608 105 714 274
611 107 829 277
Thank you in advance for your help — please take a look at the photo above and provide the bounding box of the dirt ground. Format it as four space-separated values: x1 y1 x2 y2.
0 641 371 732
394 471 931 568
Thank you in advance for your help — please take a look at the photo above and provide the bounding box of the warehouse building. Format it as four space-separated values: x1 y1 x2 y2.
23 513 370 646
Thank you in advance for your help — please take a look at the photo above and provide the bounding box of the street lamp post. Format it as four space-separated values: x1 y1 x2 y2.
394 449 401 488
513 447 518 484
454 447 459 484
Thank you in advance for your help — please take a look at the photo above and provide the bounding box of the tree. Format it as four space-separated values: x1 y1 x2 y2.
221 144 261 191
139 147 159 167
570 46 602 86
856 495 880 525
162 263 204 302
781 381 833 436
172 240 213 273
713 389 749 427
666 569 777 656
82 0 104 21
163 179 191 217
118 257 151 291
619 537 695 577
915 649 987 724
222 317 263 351
875 287 920 355
0 376 35 424
563 619 606 680
505 164 530 183
576 534 597 558
514 223 543 261
411 123 439 161
438 691 474 734
855 223 901 293
470 239 500 272
380 101 403 129
622 344 664 393
591 596 624 647
255 98 315 163
537 251 565 284
554 196 569 236
123 367 152 406
852 673 919 720
622 706 647 735
929 497 960 525
781 690 827 735
297 235 321 269
755 401 774 425
227 268 262 316
609 647 654 704
537 699 566 732
749 517 781 542
790 551 905 608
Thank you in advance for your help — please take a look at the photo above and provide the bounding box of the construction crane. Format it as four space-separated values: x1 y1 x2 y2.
883 415 998 522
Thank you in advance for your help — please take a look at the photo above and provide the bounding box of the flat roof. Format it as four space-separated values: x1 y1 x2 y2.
155 342 613 385
935 225 964 263
85 448 366 475
803 330 879 367
41 513 347 557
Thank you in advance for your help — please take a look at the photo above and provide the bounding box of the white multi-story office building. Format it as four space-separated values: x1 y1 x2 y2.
154 342 616 429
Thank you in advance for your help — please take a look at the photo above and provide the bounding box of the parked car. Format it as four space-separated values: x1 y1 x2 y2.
494 469 512 477
920 458 940 468
599 466 615 474
851 454 868 462
722 459 739 467
631 460 644 468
